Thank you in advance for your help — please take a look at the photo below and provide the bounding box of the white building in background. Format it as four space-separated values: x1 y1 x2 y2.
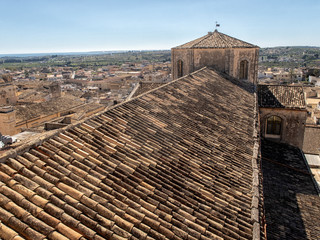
309 76 320 86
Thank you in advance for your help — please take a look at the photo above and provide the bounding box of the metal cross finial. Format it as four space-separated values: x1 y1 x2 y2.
215 21 220 31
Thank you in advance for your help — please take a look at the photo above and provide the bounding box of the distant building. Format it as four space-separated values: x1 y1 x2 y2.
273 71 290 81
302 87 320 154
49 82 62 98
259 55 268 62
0 83 17 106
309 75 320 86
171 30 259 84
258 69 273 79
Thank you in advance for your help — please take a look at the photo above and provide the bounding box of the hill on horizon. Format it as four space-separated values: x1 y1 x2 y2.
259 46 320 68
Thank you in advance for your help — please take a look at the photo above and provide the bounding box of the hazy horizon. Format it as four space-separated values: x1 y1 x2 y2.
2 45 320 58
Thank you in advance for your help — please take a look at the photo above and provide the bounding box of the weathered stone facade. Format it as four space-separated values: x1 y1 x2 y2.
260 108 307 149
0 83 17 106
0 106 16 135
258 85 307 149
171 31 259 84
49 82 61 98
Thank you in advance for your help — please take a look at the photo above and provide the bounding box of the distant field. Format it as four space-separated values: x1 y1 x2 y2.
0 50 171 69
2 46 320 70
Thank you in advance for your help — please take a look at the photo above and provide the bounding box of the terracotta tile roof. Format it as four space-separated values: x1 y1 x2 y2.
0 67 262 239
258 85 306 109
173 30 258 49
261 140 320 239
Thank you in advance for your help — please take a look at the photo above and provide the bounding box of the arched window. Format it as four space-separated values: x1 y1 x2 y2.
177 60 183 78
266 116 282 136
240 60 248 79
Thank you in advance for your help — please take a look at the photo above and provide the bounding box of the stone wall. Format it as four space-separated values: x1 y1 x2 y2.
193 48 227 73
260 108 307 149
231 48 259 84
0 107 16 136
171 47 259 83
171 49 193 79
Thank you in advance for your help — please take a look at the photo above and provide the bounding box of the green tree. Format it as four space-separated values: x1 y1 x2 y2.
289 69 296 82
24 70 29 78
313 69 320 77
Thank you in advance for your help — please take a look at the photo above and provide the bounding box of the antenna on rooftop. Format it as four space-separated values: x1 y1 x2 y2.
215 21 220 31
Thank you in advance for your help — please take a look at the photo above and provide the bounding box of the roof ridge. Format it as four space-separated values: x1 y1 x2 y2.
193 33 211 48
214 31 232 48
0 67 209 162
173 34 208 49
124 67 209 102
218 31 257 48
251 90 262 240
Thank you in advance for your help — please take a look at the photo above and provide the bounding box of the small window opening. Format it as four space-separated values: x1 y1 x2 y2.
266 116 282 135
177 60 183 78
240 60 248 79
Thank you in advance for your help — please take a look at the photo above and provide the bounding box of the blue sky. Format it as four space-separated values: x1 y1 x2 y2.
0 0 319 54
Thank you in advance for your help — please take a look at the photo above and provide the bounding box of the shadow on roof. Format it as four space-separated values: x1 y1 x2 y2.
258 86 283 108
261 139 320 239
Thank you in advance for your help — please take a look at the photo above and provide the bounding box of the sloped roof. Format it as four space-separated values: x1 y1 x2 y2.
258 85 306 109
261 140 320 239
0 68 261 240
173 30 258 49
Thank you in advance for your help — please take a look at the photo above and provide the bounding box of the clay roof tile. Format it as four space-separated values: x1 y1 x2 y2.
131 226 148 239
0 224 20 240
23 227 46 240
56 222 83 240
4 201 29 219
59 133 74 143
23 214 55 236
7 158 24 172
37 210 61 227
6 217 27 235
48 231 70 240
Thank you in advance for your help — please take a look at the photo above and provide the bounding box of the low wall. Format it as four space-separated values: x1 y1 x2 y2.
15 104 104 133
